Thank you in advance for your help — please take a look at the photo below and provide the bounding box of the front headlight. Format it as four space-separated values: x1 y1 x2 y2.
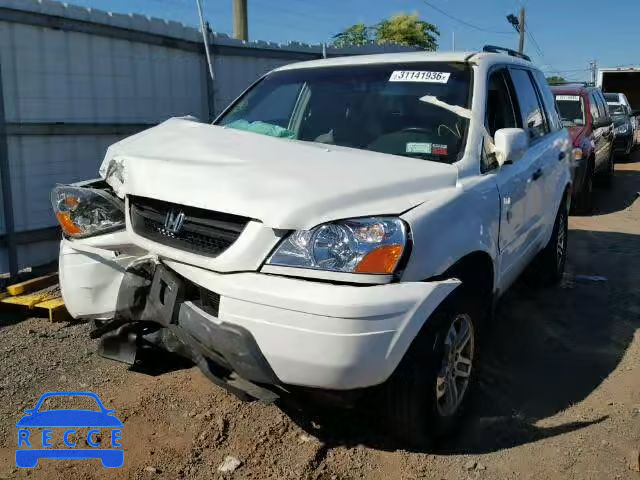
615 124 629 135
51 185 125 238
267 217 408 274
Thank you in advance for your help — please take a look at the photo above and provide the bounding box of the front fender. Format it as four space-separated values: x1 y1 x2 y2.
400 180 500 287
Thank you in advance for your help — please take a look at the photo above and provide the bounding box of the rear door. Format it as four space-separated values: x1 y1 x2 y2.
507 68 553 249
588 91 611 171
530 69 569 230
595 90 615 163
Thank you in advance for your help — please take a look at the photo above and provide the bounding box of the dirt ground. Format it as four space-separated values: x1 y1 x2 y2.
1 158 639 480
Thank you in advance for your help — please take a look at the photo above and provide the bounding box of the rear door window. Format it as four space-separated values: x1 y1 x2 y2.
595 91 610 120
531 70 562 131
589 93 602 123
509 68 548 140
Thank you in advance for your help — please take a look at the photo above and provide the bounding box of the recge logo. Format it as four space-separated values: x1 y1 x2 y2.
15 391 124 468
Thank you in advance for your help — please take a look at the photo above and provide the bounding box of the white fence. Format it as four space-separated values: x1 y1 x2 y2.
0 0 412 274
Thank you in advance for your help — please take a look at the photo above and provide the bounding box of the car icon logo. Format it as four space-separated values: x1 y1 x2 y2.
15 391 124 468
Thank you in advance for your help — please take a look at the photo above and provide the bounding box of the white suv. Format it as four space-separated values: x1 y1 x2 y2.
53 47 571 446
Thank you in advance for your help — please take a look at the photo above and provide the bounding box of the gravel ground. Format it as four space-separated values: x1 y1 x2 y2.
0 159 639 480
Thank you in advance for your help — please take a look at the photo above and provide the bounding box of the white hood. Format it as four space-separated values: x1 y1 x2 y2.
100 118 459 230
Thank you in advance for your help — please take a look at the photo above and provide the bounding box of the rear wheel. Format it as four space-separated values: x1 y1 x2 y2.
382 289 479 449
573 159 593 215
529 199 568 286
599 148 615 187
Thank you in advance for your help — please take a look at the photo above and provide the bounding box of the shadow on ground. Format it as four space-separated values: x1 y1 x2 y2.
0 306 33 329
128 162 640 454
281 227 638 454
590 166 640 215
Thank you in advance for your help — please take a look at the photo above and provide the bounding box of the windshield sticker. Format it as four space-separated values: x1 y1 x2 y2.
389 71 451 83
555 95 580 102
432 144 448 155
406 142 432 154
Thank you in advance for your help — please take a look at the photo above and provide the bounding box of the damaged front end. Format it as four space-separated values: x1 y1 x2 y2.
89 261 282 403
54 179 282 403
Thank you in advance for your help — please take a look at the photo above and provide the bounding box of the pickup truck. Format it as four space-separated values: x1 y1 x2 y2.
52 47 572 447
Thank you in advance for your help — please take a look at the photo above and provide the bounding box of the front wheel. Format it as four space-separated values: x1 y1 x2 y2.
381 289 478 449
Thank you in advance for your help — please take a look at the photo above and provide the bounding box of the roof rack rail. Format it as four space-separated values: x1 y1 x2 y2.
553 81 593 87
482 45 531 62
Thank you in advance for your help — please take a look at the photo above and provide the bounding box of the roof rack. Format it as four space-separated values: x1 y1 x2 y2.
482 45 531 62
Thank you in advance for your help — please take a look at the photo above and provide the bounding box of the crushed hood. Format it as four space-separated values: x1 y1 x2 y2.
100 118 459 230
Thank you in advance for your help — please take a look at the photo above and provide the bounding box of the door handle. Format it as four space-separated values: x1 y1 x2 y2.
531 168 543 181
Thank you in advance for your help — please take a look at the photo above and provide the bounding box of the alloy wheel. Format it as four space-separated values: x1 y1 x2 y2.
435 314 474 417
556 211 567 270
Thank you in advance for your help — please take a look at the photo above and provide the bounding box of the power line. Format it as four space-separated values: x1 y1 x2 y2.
526 30 544 59
525 27 565 78
422 0 514 34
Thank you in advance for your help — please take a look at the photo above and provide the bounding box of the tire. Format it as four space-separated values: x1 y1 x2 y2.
572 160 593 215
381 288 480 449
529 199 568 287
599 148 615 187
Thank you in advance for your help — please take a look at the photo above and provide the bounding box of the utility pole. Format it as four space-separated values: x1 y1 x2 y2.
517 6 525 54
590 60 597 85
452 31 455 51
233 0 248 41
507 8 525 54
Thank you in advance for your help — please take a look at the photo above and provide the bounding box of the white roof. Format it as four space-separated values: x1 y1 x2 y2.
274 50 532 72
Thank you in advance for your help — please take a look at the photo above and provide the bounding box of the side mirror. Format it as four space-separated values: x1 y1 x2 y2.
494 128 529 166
592 117 611 128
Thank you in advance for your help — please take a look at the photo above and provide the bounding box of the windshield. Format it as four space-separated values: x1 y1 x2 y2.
604 93 619 102
607 102 627 116
554 94 585 127
217 62 472 164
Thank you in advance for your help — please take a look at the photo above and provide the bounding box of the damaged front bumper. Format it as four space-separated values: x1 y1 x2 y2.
60 237 460 401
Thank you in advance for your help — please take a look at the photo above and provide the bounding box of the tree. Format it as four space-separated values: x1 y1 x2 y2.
332 23 372 48
332 13 439 50
546 75 567 85
375 13 439 50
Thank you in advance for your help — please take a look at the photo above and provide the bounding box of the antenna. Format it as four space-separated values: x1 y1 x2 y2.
195 0 215 82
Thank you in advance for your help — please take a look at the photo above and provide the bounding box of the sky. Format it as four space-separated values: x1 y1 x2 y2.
67 0 640 82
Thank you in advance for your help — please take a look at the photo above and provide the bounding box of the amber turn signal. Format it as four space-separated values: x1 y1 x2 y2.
354 244 403 274
56 212 82 236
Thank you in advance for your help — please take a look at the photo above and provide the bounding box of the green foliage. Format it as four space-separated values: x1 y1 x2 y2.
332 23 372 48
375 13 439 50
332 13 440 50
546 75 567 85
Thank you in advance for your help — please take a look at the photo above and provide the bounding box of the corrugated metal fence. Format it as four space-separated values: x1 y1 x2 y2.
0 0 412 275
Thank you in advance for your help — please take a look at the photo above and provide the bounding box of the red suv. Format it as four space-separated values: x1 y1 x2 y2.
552 85 614 213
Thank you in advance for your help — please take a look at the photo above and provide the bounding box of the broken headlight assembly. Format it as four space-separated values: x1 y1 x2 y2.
51 185 125 238
266 217 408 275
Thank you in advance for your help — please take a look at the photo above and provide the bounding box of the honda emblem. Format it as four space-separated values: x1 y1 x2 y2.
164 210 185 235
